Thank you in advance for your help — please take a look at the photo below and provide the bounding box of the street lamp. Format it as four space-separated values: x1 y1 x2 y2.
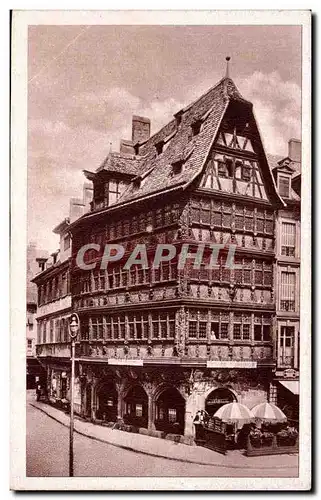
68 312 80 477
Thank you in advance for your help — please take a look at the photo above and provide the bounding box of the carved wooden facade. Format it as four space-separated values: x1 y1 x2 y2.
34 75 286 437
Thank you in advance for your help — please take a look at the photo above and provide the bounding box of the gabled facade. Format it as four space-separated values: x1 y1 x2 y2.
32 185 93 411
58 75 284 439
269 139 301 425
26 243 48 388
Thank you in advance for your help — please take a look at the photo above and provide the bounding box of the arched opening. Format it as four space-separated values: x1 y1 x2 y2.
124 385 148 428
96 382 118 422
155 387 185 435
205 387 237 417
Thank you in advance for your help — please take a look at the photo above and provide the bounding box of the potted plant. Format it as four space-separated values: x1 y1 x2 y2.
249 428 262 448
277 427 298 447
261 431 274 447
287 427 299 446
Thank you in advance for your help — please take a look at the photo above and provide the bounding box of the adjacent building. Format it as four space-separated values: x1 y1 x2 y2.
32 184 93 410
26 243 48 388
269 139 301 424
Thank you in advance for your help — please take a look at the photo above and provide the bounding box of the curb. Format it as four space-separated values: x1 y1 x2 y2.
30 403 298 471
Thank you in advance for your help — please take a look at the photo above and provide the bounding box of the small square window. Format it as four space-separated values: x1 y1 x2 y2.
242 165 251 181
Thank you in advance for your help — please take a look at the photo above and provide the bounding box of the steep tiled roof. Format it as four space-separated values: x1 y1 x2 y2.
266 153 283 172
96 151 145 176
117 77 250 204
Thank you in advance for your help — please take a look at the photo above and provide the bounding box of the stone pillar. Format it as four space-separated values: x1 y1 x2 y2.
184 391 204 438
91 382 97 421
147 393 155 431
117 389 124 420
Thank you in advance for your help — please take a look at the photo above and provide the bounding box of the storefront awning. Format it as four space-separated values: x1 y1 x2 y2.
279 380 299 395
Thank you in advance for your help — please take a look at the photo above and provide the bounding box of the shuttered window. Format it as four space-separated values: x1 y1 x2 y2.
278 175 290 198
280 271 296 311
281 222 296 256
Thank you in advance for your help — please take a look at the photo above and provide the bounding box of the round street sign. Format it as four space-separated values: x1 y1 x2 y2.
69 313 80 339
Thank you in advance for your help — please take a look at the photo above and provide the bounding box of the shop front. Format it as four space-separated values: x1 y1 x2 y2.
96 382 118 422
124 385 148 429
205 387 237 416
155 387 185 435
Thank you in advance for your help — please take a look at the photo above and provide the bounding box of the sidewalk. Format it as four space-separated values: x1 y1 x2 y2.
30 400 299 471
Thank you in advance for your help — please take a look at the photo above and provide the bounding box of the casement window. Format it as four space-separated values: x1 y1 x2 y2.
244 208 254 231
280 271 296 311
127 313 149 340
278 175 291 198
91 317 104 340
188 321 197 339
49 319 54 343
232 315 251 341
281 222 296 257
151 312 175 340
241 164 251 181
218 158 233 178
153 262 177 283
42 321 47 344
27 339 32 349
279 325 295 367
254 315 271 341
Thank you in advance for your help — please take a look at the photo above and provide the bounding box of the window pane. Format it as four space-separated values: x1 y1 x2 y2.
254 324 261 341
279 176 290 198
220 323 229 339
199 321 207 339
233 323 241 340
188 321 197 338
243 324 250 340
211 322 219 339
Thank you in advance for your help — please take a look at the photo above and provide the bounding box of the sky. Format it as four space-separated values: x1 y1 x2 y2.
28 25 302 253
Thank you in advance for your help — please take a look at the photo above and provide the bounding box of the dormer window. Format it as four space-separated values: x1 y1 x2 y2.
156 141 164 155
192 120 202 137
278 174 291 198
171 160 184 176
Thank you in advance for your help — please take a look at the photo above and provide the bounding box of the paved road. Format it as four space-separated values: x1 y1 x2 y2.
26 398 298 478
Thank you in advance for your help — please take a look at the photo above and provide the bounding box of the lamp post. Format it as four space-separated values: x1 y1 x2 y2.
68 312 80 477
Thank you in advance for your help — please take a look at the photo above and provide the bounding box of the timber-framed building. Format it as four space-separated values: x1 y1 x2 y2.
33 70 291 441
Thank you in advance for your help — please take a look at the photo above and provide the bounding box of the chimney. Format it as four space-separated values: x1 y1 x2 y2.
120 139 135 155
288 139 301 162
69 198 85 223
83 182 93 212
132 115 151 144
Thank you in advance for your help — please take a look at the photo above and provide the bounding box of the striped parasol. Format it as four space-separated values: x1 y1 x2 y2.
213 402 255 425
251 402 287 423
